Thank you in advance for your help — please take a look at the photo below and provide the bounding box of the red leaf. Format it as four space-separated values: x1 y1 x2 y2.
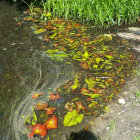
45 107 56 115
28 124 47 138
49 94 62 101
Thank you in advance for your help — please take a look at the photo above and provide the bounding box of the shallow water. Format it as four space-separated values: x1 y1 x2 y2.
0 1 139 140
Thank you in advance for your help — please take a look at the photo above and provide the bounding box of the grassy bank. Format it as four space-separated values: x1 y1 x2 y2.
21 0 140 27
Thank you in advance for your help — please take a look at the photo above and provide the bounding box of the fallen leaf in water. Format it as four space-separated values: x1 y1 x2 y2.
75 101 87 113
32 93 45 99
44 115 58 129
36 102 48 110
49 94 62 101
45 107 56 115
34 29 46 34
81 88 89 95
23 17 34 21
63 110 83 126
16 22 22 26
65 102 74 112
28 124 47 138
80 62 90 69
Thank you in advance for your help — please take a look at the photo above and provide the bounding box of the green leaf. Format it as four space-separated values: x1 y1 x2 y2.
71 75 80 90
93 64 98 69
82 51 89 59
106 55 113 60
34 29 46 34
84 93 99 98
85 77 96 90
63 110 83 126
95 57 101 63
50 33 57 39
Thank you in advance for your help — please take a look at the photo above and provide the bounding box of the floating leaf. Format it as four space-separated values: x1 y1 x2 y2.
70 75 80 90
50 33 57 39
106 55 113 60
93 64 98 69
63 110 83 126
44 115 58 129
80 62 90 69
28 124 47 138
49 94 62 101
65 102 74 112
75 101 87 113
95 57 101 63
34 29 46 34
84 93 99 99
82 51 89 59
85 77 96 90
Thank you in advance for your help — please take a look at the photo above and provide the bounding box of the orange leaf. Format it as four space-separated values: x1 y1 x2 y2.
43 115 58 130
35 102 48 110
32 93 45 99
49 94 62 101
80 62 90 69
45 107 56 115
28 124 47 138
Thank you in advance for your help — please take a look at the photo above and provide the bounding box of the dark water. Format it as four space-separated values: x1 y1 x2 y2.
0 1 139 140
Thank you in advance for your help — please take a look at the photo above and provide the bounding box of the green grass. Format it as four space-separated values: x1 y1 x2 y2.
135 90 140 98
23 0 140 27
133 134 140 140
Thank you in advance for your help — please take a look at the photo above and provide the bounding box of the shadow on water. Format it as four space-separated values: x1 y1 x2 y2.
68 130 99 140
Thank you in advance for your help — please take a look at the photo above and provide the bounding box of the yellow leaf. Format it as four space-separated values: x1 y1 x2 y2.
82 51 89 59
71 75 80 90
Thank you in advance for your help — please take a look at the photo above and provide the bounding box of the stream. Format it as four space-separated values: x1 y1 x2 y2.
0 1 139 140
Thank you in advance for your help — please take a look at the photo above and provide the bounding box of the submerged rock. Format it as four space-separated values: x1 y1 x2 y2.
128 27 140 35
117 32 140 41
117 27 140 42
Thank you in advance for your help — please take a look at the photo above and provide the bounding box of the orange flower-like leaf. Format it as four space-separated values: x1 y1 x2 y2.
75 101 88 113
36 102 48 110
43 115 58 130
45 107 56 115
32 92 45 99
28 124 47 138
49 94 62 101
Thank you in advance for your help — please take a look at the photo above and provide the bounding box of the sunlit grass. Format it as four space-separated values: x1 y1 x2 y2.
24 0 140 27
135 90 140 98
133 134 140 140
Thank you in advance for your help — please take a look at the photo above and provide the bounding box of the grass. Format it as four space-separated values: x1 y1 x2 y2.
135 90 140 98
133 134 140 140
109 121 116 132
21 0 140 27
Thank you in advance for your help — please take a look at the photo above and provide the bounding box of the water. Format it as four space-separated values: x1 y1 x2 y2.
0 1 139 140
